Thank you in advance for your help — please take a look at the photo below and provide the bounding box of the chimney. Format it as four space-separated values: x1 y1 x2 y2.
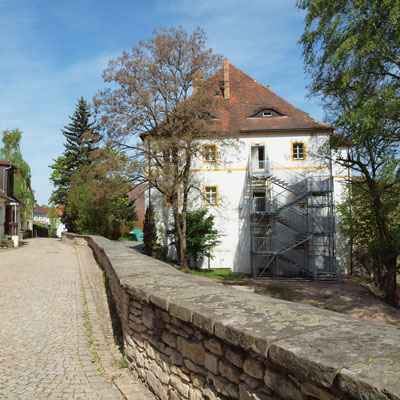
267 85 271 90
223 58 230 100
192 69 203 95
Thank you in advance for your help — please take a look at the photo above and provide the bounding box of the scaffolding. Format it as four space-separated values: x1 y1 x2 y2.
249 153 339 281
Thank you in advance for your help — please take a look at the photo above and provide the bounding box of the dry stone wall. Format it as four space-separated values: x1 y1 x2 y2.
63 233 400 400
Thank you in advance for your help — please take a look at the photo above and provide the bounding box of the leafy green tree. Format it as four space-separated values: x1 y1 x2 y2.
50 97 99 230
338 181 400 287
66 148 136 239
143 204 157 256
297 0 400 305
48 204 58 238
184 209 221 269
0 129 35 226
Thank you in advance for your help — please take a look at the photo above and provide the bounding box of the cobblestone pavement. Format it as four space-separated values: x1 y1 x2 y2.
0 238 154 399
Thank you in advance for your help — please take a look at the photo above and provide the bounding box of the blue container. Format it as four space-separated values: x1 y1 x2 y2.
129 229 144 242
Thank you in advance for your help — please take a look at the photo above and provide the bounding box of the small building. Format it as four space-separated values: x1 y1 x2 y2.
128 184 147 225
0 162 24 242
33 203 48 225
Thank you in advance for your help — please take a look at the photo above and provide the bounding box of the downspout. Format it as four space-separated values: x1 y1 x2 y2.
2 164 12 193
14 203 17 235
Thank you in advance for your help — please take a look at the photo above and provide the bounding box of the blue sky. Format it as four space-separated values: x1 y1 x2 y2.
0 0 324 204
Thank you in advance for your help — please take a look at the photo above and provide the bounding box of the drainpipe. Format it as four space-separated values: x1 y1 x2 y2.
14 203 17 235
2 164 12 194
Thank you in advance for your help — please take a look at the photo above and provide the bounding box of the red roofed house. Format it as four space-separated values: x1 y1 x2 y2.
0 162 25 244
128 184 147 226
150 60 348 280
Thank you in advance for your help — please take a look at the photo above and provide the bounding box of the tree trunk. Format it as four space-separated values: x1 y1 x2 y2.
384 256 398 308
396 256 400 308
173 208 189 269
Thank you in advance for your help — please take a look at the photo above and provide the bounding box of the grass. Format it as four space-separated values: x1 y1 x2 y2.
79 269 104 374
183 268 247 281
118 357 128 369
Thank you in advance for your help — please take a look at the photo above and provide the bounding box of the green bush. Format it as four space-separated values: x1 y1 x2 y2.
33 223 49 237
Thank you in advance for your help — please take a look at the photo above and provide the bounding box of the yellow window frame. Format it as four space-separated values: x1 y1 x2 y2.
203 144 218 164
203 185 219 206
291 141 306 161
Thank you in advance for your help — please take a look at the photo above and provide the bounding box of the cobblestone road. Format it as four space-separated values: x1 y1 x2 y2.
0 238 154 399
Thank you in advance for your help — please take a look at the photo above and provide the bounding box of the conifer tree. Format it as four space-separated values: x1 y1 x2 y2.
50 97 99 230
143 204 157 256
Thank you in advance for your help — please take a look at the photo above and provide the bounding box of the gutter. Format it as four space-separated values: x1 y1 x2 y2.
239 127 333 133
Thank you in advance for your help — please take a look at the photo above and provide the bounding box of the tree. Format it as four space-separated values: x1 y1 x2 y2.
66 148 136 239
0 129 35 226
143 204 157 256
185 209 221 269
297 0 400 305
94 26 232 268
48 204 58 238
50 97 99 230
337 181 400 288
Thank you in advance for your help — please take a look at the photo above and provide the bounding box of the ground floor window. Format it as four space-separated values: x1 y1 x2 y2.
204 185 218 206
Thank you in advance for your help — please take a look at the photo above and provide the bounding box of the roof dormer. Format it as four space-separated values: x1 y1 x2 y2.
248 108 284 119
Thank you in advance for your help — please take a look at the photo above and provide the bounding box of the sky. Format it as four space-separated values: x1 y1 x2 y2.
0 0 324 205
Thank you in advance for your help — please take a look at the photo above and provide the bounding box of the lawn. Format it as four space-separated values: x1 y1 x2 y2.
183 268 248 281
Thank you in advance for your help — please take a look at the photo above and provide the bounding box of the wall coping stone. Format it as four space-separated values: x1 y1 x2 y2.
63 233 400 399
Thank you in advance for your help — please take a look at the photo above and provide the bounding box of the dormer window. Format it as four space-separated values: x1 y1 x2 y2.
248 109 284 119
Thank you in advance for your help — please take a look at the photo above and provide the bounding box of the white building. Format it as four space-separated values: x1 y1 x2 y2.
150 61 348 280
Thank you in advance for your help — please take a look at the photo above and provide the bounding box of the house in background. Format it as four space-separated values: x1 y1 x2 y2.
128 184 147 226
33 203 48 225
0 162 24 245
150 60 349 281
43 205 66 237
33 203 66 237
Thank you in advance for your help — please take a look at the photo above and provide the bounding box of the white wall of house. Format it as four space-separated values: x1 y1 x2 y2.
150 131 349 274
33 214 49 224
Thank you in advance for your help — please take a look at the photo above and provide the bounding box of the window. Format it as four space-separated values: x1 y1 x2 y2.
203 145 217 163
292 142 306 161
248 109 284 119
204 186 218 206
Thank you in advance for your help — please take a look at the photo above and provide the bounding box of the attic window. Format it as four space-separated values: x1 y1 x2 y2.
248 109 284 119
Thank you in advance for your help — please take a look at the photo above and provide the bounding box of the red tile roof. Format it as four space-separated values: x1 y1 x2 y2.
43 206 63 218
211 63 331 133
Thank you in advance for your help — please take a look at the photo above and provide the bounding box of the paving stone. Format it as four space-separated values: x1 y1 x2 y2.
0 238 154 399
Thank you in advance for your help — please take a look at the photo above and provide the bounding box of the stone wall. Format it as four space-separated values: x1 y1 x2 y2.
63 233 400 400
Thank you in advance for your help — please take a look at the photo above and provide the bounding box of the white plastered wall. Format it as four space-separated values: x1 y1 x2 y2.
149 131 349 274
